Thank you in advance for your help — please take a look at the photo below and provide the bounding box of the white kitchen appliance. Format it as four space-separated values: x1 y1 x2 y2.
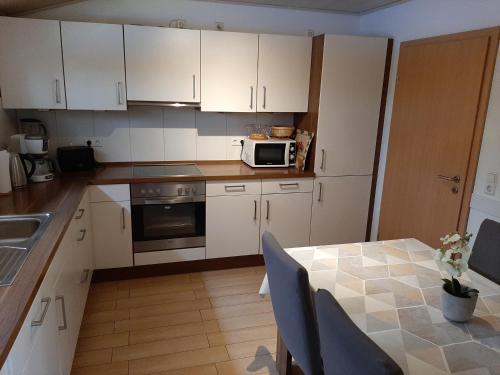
242 138 296 168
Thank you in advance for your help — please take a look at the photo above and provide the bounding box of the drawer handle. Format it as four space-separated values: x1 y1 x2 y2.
318 182 324 202
320 149 326 170
77 229 87 242
279 183 299 190
253 200 257 220
81 269 90 283
121 207 126 230
56 295 67 331
75 208 85 219
225 185 246 192
266 200 270 220
31 297 51 327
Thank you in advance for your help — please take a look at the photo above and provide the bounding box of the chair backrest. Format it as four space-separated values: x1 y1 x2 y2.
469 218 500 284
315 289 403 375
261 232 323 375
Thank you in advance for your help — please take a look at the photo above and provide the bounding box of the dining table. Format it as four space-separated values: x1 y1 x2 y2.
259 238 500 375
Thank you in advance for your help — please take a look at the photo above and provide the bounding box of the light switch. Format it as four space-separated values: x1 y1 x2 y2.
485 172 497 196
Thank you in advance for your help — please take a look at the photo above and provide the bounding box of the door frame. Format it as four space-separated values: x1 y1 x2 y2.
381 27 500 238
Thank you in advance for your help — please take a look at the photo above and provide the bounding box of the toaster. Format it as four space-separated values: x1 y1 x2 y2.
57 146 96 172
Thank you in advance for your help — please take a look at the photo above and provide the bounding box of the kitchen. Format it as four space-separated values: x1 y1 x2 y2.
0 1 499 375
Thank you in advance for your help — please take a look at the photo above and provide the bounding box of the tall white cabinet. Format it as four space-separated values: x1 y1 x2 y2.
257 34 312 113
125 25 201 103
310 35 389 246
0 17 66 109
61 21 127 110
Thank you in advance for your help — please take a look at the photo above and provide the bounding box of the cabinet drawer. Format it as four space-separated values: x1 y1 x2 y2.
262 178 313 194
134 248 205 265
206 180 261 196
89 184 130 202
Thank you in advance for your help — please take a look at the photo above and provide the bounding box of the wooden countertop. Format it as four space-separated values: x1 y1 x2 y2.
0 161 314 367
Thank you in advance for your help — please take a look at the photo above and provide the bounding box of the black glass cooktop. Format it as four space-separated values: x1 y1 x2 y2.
132 164 202 177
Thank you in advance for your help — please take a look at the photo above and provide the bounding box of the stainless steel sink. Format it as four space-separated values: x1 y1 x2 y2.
0 213 53 286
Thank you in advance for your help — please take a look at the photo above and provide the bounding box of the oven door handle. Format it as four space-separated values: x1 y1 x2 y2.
134 197 204 205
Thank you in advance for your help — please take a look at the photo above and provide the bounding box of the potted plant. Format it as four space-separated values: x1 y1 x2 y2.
436 232 479 322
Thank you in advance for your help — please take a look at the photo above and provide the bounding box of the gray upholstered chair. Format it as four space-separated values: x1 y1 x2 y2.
469 218 500 284
314 289 403 375
261 232 323 375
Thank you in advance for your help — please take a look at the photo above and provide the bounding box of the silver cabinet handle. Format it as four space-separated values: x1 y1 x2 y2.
266 200 270 220
318 182 324 202
75 208 85 219
192 74 196 99
56 295 67 331
55 79 61 104
117 82 124 105
121 207 126 230
77 229 86 242
437 175 461 183
253 200 257 220
81 269 90 283
262 86 267 109
31 297 51 327
279 183 299 190
320 149 326 170
225 185 246 192
250 86 254 109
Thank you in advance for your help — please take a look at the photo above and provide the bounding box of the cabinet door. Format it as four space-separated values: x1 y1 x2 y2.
125 25 200 103
314 35 387 176
91 201 133 269
201 30 258 112
206 195 261 259
260 192 312 249
257 34 311 112
310 176 372 246
61 21 126 110
0 17 66 109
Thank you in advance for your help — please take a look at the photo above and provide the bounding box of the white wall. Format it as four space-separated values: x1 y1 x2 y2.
28 0 359 36
360 0 500 241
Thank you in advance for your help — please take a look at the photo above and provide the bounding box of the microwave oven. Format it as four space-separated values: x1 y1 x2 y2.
242 138 296 168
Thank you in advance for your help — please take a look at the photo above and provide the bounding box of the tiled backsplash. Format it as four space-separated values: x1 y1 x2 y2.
16 107 293 162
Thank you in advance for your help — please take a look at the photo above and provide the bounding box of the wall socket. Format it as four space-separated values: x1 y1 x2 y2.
485 172 498 196
86 138 103 148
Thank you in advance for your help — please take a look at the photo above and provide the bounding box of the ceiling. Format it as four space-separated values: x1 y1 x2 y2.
197 0 407 14
0 0 406 16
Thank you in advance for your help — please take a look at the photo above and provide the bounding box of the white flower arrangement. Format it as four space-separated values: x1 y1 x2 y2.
436 232 478 298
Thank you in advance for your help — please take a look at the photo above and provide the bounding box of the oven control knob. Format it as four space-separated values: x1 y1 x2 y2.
148 189 153 194
185 188 191 195
177 187 182 196
156 188 161 194
140 189 146 195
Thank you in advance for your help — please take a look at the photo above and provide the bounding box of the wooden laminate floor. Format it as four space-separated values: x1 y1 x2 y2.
71 266 278 375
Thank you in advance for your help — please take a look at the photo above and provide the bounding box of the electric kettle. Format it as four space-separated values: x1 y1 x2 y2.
9 153 34 189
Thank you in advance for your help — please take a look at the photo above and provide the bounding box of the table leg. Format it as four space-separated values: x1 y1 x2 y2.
276 330 292 375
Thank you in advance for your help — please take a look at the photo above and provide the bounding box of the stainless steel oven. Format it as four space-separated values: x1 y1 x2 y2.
131 182 206 253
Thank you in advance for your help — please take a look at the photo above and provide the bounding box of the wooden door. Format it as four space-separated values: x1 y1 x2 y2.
311 176 372 246
314 35 388 176
62 21 126 110
0 17 66 109
260 192 312 249
379 29 499 247
201 30 258 112
125 25 200 103
206 194 261 258
257 34 311 112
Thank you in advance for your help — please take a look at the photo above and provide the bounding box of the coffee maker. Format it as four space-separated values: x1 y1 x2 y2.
16 119 55 183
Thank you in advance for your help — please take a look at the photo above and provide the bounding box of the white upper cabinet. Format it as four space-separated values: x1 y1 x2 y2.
315 35 388 176
61 21 126 110
0 17 66 109
125 25 200 103
257 34 311 112
201 30 258 112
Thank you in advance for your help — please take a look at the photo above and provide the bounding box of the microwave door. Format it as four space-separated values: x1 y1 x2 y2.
255 143 286 166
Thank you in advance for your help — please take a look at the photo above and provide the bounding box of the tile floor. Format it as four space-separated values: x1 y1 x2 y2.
71 266 278 375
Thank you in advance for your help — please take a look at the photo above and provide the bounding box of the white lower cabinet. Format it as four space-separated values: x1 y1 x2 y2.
310 176 372 246
1 191 94 375
206 194 261 258
90 185 133 269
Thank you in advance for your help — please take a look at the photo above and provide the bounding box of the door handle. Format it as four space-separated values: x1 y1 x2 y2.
117 82 124 105
121 207 126 230
250 86 254 109
56 295 67 331
262 86 267 109
318 182 323 202
437 175 461 183
75 208 85 219
55 79 62 104
320 149 326 170
266 200 270 220
77 229 86 242
253 200 257 220
31 297 51 327
192 74 196 99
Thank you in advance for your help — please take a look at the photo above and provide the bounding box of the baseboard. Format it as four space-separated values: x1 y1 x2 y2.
91 254 265 282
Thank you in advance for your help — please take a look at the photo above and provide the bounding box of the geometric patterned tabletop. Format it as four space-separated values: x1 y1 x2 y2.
259 239 500 374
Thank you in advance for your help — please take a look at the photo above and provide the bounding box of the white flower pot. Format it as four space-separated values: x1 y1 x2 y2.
441 286 478 322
